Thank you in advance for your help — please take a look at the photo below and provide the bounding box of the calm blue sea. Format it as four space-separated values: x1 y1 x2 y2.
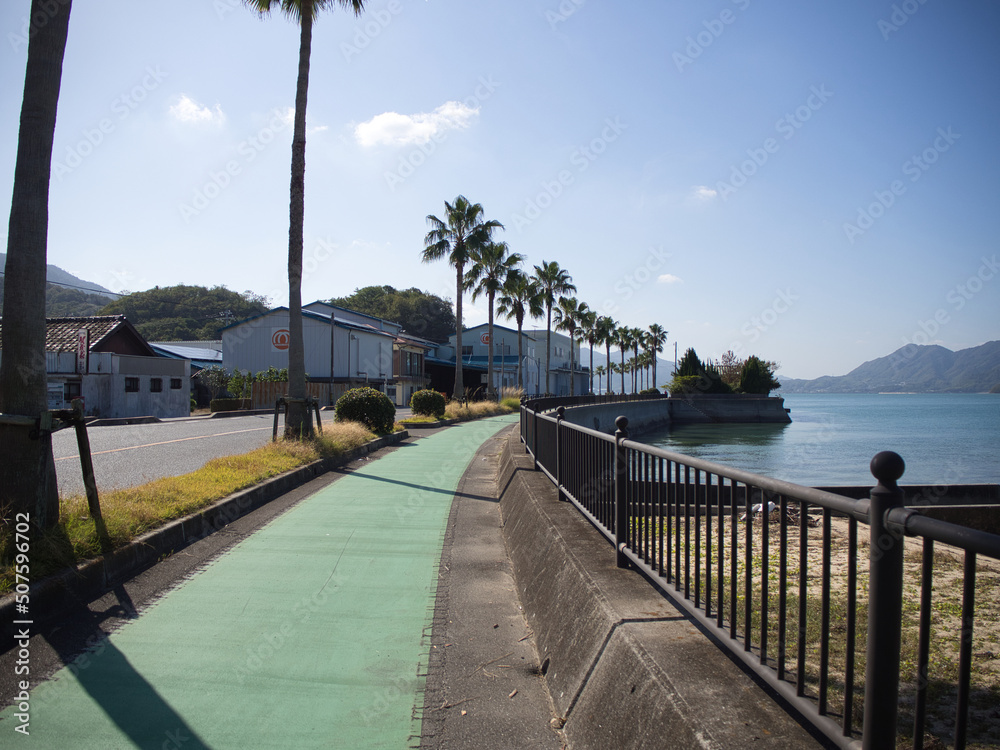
641 393 1000 487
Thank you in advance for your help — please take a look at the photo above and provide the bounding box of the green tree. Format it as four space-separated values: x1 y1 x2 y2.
0 0 74 528
497 271 543 392
597 316 617 393
246 0 366 438
739 356 781 395
578 307 599 394
554 296 587 396
329 285 456 342
676 347 703 377
100 285 269 340
423 196 503 398
464 241 521 398
646 323 668 391
616 327 635 394
532 261 576 395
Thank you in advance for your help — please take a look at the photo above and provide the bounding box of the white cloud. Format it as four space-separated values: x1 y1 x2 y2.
658 274 683 284
170 94 224 124
691 185 717 201
354 101 479 147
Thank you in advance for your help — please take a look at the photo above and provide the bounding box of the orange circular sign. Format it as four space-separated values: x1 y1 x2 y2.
272 329 291 350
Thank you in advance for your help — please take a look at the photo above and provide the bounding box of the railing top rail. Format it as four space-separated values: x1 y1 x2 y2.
894 506 1000 560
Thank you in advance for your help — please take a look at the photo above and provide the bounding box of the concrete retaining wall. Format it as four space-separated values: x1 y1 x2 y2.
497 428 823 749
561 395 791 435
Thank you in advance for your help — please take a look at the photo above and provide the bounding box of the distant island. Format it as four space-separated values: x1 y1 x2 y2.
780 341 1000 394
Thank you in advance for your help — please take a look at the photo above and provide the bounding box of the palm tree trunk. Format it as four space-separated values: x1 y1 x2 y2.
486 290 495 399
454 263 464 399
544 306 552 395
568 330 575 396
0 0 73 529
516 314 524 390
605 342 612 394
284 0 313 439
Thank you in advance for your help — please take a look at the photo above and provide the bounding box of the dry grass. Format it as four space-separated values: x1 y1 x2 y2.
0 421 376 593
444 399 517 421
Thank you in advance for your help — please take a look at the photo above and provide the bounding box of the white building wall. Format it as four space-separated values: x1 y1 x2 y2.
223 311 332 379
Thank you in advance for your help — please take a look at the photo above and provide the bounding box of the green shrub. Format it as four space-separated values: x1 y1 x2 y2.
335 387 396 434
639 387 661 396
739 356 781 395
210 398 252 412
410 388 446 418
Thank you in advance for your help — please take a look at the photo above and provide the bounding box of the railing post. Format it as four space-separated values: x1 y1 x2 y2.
532 403 539 470
614 415 629 568
556 406 565 501
863 450 906 749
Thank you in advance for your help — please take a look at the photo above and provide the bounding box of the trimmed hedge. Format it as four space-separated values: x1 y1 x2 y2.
210 398 252 412
334 387 395 434
410 389 446 418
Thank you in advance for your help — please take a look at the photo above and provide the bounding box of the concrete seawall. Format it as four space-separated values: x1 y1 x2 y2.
560 395 791 435
496 427 824 749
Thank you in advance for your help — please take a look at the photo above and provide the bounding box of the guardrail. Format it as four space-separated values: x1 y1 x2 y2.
520 397 1000 750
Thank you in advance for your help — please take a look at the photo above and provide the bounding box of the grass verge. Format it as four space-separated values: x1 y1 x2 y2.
0 421 377 595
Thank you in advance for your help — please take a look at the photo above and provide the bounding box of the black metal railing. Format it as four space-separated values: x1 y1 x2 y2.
520 398 1000 750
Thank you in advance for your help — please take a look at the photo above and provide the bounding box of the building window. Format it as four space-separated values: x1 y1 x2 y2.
170 378 183 390
125 377 139 393
64 382 81 401
461 346 473 357
150 378 163 393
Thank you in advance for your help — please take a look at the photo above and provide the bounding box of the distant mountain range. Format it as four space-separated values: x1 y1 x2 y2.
0 253 115 298
780 341 1000 394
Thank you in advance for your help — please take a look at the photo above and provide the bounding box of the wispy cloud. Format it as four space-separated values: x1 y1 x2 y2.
658 274 683 284
354 101 479 147
691 185 717 201
170 94 224 125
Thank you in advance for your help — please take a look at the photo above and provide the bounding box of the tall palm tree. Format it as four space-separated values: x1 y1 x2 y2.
617 327 634 394
0 0 74 528
597 316 617 394
532 261 575 395
424 196 502 399
629 326 644 394
465 241 521 399
497 271 543 391
578 307 598 394
646 323 668 391
594 364 606 394
247 0 366 438
554 296 587 396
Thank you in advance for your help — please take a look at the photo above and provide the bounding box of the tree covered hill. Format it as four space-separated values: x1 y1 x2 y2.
328 286 456 342
780 341 1000 393
0 282 112 318
99 285 269 341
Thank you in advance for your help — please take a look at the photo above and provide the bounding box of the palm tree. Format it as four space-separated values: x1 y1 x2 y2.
554 296 587 396
646 323 668 391
628 326 644 393
0 0 74 528
616 327 634 394
497 271 543 391
578 308 598 395
424 196 503 399
465 241 521 399
597 316 617 394
247 0 366 438
594 364 607 394
533 261 576 395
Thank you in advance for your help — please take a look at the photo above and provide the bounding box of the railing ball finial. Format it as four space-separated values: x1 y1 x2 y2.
615 415 629 435
870 450 905 490
556 406 565 419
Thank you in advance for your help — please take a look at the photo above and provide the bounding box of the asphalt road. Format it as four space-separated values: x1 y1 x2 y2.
51 415 279 497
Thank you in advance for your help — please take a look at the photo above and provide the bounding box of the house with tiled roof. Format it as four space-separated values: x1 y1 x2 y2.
0 315 190 418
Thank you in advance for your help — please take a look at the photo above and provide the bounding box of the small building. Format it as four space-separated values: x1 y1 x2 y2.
0 315 191 418
525 328 588 396
435 324 538 396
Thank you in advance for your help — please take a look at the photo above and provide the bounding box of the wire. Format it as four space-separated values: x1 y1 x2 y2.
0 271 122 297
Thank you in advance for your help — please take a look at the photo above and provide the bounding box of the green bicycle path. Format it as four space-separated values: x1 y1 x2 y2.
3 415 518 749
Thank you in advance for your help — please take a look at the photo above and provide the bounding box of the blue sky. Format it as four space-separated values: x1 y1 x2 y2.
2 0 998 379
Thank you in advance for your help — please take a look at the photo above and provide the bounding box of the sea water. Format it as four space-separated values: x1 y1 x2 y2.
640 393 1000 487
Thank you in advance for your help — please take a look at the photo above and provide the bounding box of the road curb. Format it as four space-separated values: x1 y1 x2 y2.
0 430 408 633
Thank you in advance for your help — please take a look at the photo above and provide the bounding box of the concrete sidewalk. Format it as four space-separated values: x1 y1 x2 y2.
1 414 559 748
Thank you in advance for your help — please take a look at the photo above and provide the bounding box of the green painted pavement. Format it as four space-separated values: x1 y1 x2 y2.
3 415 518 749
